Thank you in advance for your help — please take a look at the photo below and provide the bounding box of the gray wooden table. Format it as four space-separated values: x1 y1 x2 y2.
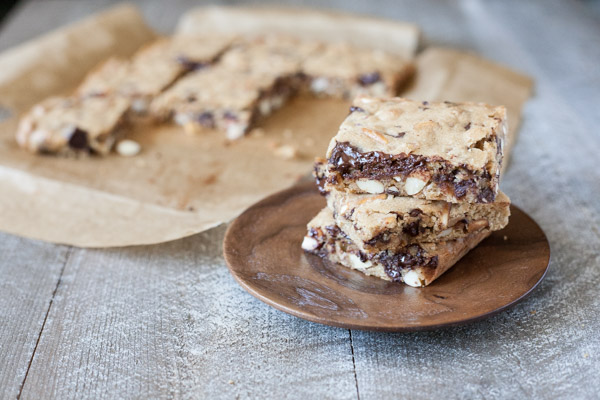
1 1 599 399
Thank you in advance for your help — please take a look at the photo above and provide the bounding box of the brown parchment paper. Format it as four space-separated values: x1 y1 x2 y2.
176 6 420 59
0 4 156 112
403 47 534 170
0 4 532 248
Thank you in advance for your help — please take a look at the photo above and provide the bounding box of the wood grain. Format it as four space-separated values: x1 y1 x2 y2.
18 228 358 399
0 233 68 400
223 183 550 331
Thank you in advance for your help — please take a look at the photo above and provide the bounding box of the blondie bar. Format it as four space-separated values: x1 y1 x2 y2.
327 190 510 253
302 207 492 287
301 44 414 100
77 35 234 112
16 95 130 155
323 96 507 203
150 66 296 139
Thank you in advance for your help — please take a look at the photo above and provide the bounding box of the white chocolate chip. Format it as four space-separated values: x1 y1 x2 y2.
273 144 298 160
131 98 149 113
28 130 48 151
349 253 372 270
402 270 424 287
174 113 190 126
369 82 387 96
116 140 141 157
356 179 384 194
226 123 247 140
357 95 377 104
301 236 319 251
393 176 402 182
387 186 399 194
310 77 329 93
259 99 272 116
405 177 426 195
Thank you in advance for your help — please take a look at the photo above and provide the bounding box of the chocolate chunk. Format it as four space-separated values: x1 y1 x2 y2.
67 128 89 150
459 219 469 233
409 209 422 217
379 244 438 282
325 224 342 238
176 55 208 71
453 179 476 199
358 72 381 86
384 131 406 139
196 112 215 128
402 220 421 237
477 187 495 203
358 251 369 263
365 231 391 247
223 111 238 122
349 106 365 113
328 142 428 179
313 161 327 195
329 142 495 203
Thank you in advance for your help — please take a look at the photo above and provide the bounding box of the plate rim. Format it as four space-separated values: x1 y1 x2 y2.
223 182 551 332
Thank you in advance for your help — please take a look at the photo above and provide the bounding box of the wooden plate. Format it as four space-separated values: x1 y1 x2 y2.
223 182 550 331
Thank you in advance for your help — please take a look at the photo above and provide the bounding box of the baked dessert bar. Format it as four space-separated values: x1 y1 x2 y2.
219 34 321 77
327 190 510 253
301 44 414 99
322 96 507 203
77 35 234 112
150 66 296 140
302 207 492 287
16 95 130 155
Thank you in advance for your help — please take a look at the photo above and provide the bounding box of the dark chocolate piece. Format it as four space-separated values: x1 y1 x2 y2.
176 55 209 71
379 245 439 282
358 72 381 86
68 128 89 150
328 142 496 202
196 112 215 128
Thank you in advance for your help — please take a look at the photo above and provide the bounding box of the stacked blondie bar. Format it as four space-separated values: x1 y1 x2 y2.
302 96 511 287
16 34 414 155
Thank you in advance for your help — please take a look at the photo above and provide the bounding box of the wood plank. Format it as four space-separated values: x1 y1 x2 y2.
348 1 600 399
19 227 358 399
0 233 68 400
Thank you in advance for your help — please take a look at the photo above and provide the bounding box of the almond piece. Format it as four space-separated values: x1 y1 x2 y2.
358 194 386 205
413 120 440 134
362 127 388 144
467 219 489 232
405 177 426 195
375 107 403 121
356 179 384 194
